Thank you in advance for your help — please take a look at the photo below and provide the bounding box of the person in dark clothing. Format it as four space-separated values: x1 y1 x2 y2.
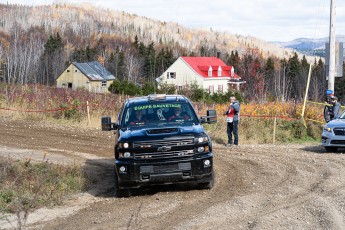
324 95 342 122
330 96 341 120
224 96 240 147
168 107 190 121
129 110 146 125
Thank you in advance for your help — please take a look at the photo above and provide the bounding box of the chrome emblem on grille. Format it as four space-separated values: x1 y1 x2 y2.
157 146 171 151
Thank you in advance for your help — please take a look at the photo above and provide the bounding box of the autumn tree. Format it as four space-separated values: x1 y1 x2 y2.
240 48 266 101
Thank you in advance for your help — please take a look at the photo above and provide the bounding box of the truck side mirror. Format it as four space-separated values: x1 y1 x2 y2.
101 116 117 131
200 110 217 124
207 110 217 124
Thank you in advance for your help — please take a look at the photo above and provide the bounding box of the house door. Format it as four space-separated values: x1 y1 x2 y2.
68 83 72 89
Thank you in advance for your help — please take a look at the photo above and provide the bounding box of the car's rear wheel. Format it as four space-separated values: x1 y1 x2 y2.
325 146 338 152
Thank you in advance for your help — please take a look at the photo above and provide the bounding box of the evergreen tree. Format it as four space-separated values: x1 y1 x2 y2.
117 50 126 81
146 42 156 82
40 32 65 85
132 35 139 49
286 52 301 100
264 57 275 100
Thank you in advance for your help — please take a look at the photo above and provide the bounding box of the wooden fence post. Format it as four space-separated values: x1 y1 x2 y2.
273 117 277 144
86 101 91 126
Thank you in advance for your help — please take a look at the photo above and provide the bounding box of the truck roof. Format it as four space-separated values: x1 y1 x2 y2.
125 94 190 106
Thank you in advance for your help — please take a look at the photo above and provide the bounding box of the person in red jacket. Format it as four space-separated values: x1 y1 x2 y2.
224 96 240 147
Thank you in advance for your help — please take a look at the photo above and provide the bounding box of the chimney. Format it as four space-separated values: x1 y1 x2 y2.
216 50 221 59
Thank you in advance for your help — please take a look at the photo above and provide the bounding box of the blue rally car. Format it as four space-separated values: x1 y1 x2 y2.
322 110 345 152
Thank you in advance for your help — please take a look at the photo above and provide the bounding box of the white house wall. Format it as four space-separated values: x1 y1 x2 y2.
159 57 230 93
160 58 204 87
203 78 230 93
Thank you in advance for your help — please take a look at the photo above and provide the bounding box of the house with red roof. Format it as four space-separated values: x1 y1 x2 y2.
157 56 245 93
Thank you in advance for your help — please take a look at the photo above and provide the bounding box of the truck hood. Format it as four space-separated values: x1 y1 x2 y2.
119 124 205 140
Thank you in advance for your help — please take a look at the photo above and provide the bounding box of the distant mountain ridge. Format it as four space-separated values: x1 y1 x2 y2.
0 3 304 60
273 35 345 57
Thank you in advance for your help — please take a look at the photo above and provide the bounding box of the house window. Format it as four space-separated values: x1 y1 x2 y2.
218 85 223 92
67 70 70 73
102 80 107 87
209 85 214 94
167 72 176 79
75 70 78 72
178 85 183 91
208 66 213 77
231 67 235 78
218 66 222 76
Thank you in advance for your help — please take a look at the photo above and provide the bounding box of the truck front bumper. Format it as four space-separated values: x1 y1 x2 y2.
115 153 213 189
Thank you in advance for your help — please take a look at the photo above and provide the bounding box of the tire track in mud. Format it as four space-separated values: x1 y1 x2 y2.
176 144 345 230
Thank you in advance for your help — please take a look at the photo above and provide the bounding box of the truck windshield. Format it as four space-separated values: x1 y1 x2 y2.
121 102 199 128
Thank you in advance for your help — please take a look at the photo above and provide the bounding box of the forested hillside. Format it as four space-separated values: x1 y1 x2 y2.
0 3 342 102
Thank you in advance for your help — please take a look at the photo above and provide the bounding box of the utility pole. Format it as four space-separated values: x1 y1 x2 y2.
328 0 336 93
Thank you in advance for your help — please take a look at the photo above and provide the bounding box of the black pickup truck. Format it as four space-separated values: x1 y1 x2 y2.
101 94 217 197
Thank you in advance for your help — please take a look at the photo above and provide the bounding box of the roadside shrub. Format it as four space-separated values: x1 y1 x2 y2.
108 79 140 96
306 122 323 140
157 82 176 94
59 98 81 120
142 81 155 95
0 156 87 215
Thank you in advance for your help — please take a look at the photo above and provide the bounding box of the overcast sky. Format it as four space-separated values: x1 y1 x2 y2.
1 0 345 42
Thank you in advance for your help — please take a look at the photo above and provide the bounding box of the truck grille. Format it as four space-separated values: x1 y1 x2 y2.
134 150 194 159
133 138 194 148
140 163 191 174
333 128 345 136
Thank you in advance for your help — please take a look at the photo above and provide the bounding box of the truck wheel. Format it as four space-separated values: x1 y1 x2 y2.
198 170 214 190
325 147 338 152
114 169 131 198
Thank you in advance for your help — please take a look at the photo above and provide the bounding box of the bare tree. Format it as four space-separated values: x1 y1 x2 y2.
3 27 44 84
125 53 144 84
0 44 4 81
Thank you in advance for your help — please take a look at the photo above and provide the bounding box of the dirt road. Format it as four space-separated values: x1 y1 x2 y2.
1 117 345 230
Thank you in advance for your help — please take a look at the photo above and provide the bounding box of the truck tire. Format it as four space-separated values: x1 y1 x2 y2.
325 147 338 152
114 168 131 198
198 170 214 190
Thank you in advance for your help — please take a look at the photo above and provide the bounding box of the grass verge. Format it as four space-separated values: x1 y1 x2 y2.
0 156 87 227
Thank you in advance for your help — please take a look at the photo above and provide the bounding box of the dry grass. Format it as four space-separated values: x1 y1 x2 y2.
0 84 325 143
0 156 86 228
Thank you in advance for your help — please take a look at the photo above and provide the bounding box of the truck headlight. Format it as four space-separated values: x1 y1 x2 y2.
119 166 127 173
204 159 211 167
196 136 208 143
119 152 132 158
198 147 205 153
118 142 130 148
